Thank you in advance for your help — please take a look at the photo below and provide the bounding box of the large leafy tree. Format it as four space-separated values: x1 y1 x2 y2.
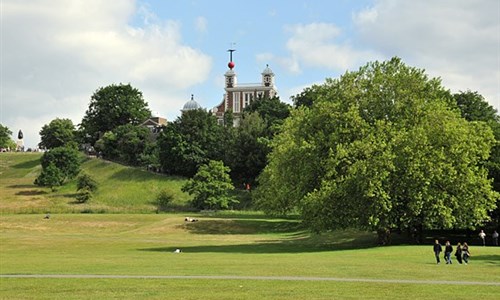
0 124 14 149
453 90 500 224
35 146 81 188
244 96 291 136
80 83 151 144
182 160 237 210
157 109 223 177
227 112 270 186
256 57 498 244
95 124 153 166
39 118 76 149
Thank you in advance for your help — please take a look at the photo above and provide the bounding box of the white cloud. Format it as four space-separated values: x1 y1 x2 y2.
195 16 208 33
282 23 381 73
1 0 212 147
353 0 500 109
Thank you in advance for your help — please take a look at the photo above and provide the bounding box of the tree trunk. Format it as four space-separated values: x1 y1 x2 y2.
377 228 391 245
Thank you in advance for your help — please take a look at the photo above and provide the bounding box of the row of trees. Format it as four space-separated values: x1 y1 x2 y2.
5 57 498 240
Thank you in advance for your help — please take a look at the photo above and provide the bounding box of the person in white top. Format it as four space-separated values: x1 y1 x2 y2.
479 230 486 246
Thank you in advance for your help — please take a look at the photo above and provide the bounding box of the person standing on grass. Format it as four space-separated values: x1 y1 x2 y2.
455 243 463 264
493 230 498 246
433 239 442 264
479 230 486 246
462 242 471 264
444 241 453 264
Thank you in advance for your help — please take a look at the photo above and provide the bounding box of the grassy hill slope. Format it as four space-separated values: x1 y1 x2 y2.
0 152 191 214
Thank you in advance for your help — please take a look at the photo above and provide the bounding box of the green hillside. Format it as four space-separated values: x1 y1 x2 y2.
0 152 191 214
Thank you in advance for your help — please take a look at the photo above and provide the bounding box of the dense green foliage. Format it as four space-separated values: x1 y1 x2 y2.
35 147 81 189
95 124 154 166
453 90 500 225
0 123 14 148
38 118 76 149
80 83 151 144
256 57 498 243
34 162 64 191
158 109 224 177
182 160 237 209
156 188 175 211
76 172 98 192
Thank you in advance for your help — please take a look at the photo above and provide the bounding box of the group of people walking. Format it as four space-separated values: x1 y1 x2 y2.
433 240 470 265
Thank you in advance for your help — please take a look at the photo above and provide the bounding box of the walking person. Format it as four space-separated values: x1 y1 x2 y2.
444 241 453 264
493 230 499 246
479 230 486 246
462 242 471 264
433 239 442 264
455 243 463 264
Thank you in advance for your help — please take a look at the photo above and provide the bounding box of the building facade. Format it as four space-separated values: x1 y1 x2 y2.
212 52 278 126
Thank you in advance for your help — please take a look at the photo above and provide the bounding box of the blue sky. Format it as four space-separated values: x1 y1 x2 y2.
1 0 499 148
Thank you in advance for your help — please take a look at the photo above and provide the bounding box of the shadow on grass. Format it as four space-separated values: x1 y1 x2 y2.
8 184 36 189
471 254 500 265
109 168 186 182
180 218 304 235
15 190 47 196
11 158 40 169
139 235 377 254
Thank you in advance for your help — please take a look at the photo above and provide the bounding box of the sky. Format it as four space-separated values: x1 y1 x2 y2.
1 0 499 148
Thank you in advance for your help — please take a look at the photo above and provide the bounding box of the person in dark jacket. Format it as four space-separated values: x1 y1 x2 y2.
462 242 471 264
444 241 453 264
433 240 442 264
455 242 463 264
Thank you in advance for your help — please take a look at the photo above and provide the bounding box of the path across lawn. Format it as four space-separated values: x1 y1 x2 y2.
1 274 499 286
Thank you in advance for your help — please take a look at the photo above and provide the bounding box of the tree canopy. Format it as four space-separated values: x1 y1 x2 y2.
39 118 76 149
0 124 14 149
80 83 151 144
182 160 237 210
157 109 223 177
256 57 498 243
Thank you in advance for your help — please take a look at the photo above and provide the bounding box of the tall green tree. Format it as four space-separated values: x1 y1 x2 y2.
80 83 151 144
39 118 76 149
453 90 500 224
256 57 498 244
227 112 270 186
157 109 223 177
0 124 14 149
38 146 81 183
95 124 153 166
182 160 237 210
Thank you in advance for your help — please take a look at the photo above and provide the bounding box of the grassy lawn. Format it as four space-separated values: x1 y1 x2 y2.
1 153 499 299
1 213 499 299
0 152 190 213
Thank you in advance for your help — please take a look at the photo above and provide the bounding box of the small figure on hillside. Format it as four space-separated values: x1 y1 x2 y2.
173 248 182 253
184 217 198 222
479 230 486 246
433 239 442 264
462 242 471 264
492 230 498 246
455 243 463 264
43 213 50 219
444 241 453 264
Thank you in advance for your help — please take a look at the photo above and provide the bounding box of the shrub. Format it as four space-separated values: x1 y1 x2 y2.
76 187 93 203
156 188 174 212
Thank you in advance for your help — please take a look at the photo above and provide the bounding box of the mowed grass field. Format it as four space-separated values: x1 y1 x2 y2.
1 153 499 299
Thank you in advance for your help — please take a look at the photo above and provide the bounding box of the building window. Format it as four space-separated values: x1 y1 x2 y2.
256 91 264 99
233 92 241 113
244 92 253 108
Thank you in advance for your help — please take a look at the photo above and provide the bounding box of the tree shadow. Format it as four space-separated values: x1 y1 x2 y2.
12 158 40 169
470 254 500 265
15 190 47 196
139 234 377 254
179 218 304 235
8 184 36 189
109 168 186 182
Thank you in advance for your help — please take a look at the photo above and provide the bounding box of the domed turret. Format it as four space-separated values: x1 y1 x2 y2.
182 94 201 112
